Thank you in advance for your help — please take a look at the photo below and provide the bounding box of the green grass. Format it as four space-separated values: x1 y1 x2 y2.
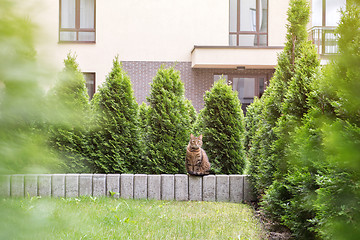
0 196 266 240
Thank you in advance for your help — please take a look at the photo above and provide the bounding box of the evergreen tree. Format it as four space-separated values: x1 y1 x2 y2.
146 66 193 174
0 0 59 174
306 1 360 238
246 0 315 193
48 53 93 172
139 102 150 140
261 1 360 238
198 79 246 174
90 57 143 173
244 97 264 186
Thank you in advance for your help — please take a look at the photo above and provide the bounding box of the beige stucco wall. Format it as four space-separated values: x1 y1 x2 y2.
27 0 230 86
24 0 290 87
268 0 290 46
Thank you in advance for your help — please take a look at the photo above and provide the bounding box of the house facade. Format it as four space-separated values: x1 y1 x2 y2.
28 0 345 111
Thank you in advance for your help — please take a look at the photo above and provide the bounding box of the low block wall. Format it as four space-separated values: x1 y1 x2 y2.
0 174 255 203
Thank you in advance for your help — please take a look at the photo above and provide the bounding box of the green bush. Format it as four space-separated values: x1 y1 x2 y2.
244 97 264 191
196 79 245 174
246 0 317 193
146 66 194 174
0 0 60 174
48 53 93 173
259 1 360 239
90 57 143 173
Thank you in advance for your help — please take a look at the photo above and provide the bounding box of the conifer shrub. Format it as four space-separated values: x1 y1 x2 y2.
146 66 193 174
48 53 93 172
244 97 264 190
90 57 143 173
197 79 245 174
260 1 360 239
246 0 317 194
139 102 150 140
300 2 360 238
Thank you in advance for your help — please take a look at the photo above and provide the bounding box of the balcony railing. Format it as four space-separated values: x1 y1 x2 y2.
308 26 338 56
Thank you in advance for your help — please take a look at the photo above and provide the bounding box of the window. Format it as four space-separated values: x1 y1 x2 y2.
310 0 346 55
231 76 266 113
59 0 96 42
83 72 95 100
229 0 268 46
312 0 346 27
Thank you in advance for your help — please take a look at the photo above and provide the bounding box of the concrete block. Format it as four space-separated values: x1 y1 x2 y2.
107 174 120 197
175 174 188 201
52 174 65 198
25 175 38 197
11 175 24 197
244 175 256 202
38 174 52 197
79 174 92 196
189 175 202 201
93 174 106 197
230 175 244 203
0 175 10 197
216 175 229 202
202 175 216 202
65 174 79 198
147 175 161 200
120 174 134 199
161 174 174 201
134 174 148 199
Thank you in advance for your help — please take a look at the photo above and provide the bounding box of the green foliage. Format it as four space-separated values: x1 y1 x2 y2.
244 97 265 192
196 79 245 174
139 102 150 139
246 0 316 194
288 3 360 238
90 57 143 173
185 99 197 126
253 1 360 239
0 0 60 174
146 66 193 174
48 53 93 173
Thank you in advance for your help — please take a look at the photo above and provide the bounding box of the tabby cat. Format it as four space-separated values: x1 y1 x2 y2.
185 134 210 176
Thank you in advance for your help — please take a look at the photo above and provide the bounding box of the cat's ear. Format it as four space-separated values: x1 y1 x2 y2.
190 133 194 138
199 135 203 140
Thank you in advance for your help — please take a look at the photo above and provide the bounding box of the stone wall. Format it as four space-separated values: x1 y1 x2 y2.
0 174 255 203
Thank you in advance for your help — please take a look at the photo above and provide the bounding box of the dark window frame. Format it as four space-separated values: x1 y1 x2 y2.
229 74 268 114
229 0 268 46
59 0 96 43
83 72 96 100
229 74 268 98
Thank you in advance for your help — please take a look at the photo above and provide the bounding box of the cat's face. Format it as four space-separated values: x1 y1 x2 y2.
189 134 203 149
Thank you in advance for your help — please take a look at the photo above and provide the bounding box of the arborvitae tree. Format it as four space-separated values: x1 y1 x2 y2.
185 99 197 126
90 57 143 173
244 97 264 183
198 79 246 174
0 0 59 175
139 102 150 140
48 53 93 172
247 0 314 194
307 2 360 238
262 1 360 238
146 66 193 174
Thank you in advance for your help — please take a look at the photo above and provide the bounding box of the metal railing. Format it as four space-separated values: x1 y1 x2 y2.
308 26 338 56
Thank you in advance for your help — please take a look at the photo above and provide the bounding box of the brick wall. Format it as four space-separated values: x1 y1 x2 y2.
122 61 275 111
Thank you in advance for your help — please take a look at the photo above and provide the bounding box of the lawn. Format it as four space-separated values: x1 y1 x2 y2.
0 196 266 240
